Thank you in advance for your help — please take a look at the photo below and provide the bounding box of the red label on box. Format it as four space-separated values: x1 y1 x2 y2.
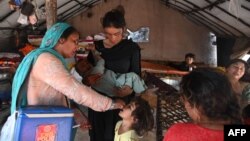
36 124 57 141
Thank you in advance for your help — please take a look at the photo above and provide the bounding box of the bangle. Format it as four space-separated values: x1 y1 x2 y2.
109 99 115 110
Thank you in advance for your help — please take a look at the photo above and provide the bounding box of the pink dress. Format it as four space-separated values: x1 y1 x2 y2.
26 53 111 111
163 123 224 141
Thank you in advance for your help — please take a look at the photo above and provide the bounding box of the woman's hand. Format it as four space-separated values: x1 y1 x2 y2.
113 99 125 109
114 85 133 97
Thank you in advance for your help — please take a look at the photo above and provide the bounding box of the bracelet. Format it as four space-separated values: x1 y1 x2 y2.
109 99 115 110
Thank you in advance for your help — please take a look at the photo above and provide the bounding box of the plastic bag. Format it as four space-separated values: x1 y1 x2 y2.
17 13 28 25
0 112 17 141
127 27 150 43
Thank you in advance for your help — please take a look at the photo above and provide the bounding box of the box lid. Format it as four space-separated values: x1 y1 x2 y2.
18 106 74 118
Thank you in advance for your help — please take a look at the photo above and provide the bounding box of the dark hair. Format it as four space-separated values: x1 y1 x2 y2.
180 68 242 124
102 9 126 28
60 26 78 39
131 97 154 136
185 53 195 59
226 59 248 71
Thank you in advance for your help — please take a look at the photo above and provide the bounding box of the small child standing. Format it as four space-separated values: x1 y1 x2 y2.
114 97 154 141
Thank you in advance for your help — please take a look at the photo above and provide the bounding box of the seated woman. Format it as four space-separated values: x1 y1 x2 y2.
225 59 250 109
163 68 241 141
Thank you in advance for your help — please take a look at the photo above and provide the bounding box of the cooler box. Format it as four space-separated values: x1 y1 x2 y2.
14 106 74 141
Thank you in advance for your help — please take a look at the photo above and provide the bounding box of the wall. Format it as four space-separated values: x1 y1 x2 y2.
68 0 213 65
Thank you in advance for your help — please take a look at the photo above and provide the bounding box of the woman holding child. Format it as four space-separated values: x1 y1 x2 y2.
88 7 142 141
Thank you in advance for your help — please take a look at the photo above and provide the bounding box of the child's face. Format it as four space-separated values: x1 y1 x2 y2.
76 58 93 75
119 102 136 120
185 57 194 65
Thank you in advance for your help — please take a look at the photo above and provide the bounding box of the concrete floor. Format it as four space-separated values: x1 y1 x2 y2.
74 129 90 141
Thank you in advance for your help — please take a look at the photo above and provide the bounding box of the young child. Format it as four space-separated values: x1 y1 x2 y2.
177 53 197 71
90 57 150 95
114 96 154 141
74 55 158 97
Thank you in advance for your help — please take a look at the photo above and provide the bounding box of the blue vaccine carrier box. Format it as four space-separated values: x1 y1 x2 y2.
14 106 74 141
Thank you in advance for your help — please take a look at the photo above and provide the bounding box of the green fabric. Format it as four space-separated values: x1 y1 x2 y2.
11 22 71 114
